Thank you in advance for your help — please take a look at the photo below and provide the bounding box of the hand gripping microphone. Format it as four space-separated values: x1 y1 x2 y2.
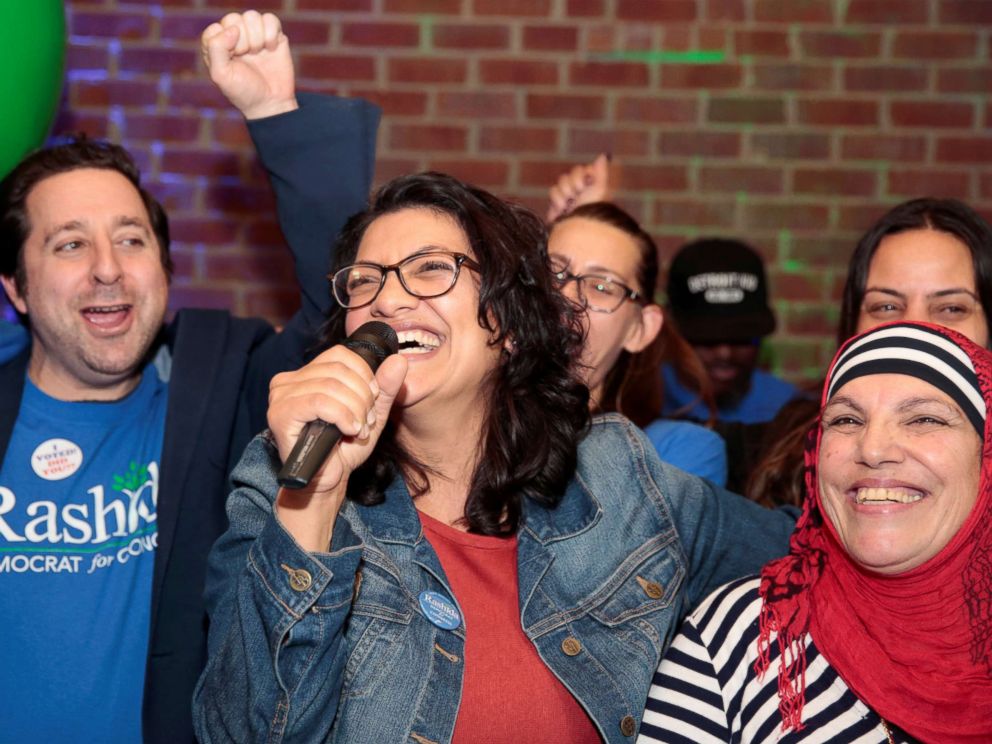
277 321 399 489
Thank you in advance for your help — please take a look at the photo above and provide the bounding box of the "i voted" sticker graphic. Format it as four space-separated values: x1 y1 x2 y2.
31 438 83 480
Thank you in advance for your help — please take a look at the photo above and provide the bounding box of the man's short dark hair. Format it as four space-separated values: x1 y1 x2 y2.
0 135 172 293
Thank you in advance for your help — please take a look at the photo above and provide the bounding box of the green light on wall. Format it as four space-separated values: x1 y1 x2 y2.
779 228 793 259
419 15 435 52
592 50 726 64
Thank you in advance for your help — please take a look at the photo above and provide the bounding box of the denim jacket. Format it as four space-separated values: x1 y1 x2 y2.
193 415 795 744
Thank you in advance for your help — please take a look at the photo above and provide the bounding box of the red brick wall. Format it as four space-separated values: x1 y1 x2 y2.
34 1 992 381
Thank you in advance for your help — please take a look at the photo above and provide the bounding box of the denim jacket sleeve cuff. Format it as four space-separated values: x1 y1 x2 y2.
248 511 364 618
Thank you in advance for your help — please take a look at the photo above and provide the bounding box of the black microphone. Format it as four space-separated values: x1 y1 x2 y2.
277 321 399 490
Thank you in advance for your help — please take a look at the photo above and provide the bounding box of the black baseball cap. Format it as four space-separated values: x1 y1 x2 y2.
666 238 776 344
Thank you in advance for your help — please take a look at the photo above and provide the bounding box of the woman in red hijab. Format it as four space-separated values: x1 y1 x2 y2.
638 320 992 743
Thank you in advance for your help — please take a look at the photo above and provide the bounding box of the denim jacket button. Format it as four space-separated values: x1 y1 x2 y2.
620 715 637 737
280 563 313 592
561 636 582 656
636 575 664 599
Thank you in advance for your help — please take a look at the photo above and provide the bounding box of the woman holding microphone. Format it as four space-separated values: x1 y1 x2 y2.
193 172 794 743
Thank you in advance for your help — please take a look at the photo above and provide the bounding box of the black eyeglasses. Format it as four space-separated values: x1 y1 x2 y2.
552 268 642 314
331 251 480 309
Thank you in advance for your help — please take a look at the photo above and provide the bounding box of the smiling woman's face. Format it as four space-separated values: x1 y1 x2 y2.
857 228 989 347
817 373 982 574
343 207 500 418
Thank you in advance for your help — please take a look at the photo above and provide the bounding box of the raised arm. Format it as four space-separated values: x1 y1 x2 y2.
546 152 612 222
194 347 407 742
202 11 380 329
201 12 382 451
201 10 298 120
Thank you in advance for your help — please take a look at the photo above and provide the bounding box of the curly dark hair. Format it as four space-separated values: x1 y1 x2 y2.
0 135 172 294
838 197 992 347
319 172 590 535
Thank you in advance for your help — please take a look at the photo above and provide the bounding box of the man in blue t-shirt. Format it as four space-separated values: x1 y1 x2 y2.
0 12 379 743
663 238 801 424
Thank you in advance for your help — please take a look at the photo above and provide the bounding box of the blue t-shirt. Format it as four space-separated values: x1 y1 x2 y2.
642 418 727 486
0 366 168 743
0 319 28 364
661 364 800 424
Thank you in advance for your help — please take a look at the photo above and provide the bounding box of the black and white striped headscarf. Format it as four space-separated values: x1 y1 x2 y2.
825 322 986 438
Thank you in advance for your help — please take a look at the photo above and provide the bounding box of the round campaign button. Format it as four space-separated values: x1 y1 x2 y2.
418 590 462 630
31 438 83 480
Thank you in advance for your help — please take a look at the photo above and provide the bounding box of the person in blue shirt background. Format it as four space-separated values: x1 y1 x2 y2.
663 237 801 425
0 313 27 362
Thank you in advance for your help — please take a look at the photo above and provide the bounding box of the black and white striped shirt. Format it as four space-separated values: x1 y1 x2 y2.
637 577 917 743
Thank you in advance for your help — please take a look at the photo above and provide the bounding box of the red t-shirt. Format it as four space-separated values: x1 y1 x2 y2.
419 511 601 744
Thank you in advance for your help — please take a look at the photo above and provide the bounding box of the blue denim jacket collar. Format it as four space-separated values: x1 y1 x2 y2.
349 468 603 546
349 477 424 546
345 467 607 652
521 475 602 544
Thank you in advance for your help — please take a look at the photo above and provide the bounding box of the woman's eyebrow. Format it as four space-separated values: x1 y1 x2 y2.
927 288 979 300
894 397 960 415
583 263 626 275
862 287 905 299
864 286 979 301
822 395 865 415
408 244 453 256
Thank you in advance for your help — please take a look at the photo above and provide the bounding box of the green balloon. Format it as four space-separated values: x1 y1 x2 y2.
0 0 65 179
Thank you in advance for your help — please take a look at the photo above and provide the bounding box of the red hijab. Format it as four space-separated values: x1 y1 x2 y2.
756 321 992 743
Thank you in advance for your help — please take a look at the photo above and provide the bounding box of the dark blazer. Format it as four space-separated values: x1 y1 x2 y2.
0 93 380 743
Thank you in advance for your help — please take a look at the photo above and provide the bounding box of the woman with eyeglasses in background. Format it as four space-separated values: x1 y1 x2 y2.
547 158 726 485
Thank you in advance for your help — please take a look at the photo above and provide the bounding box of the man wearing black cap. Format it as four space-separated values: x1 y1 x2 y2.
662 238 800 424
